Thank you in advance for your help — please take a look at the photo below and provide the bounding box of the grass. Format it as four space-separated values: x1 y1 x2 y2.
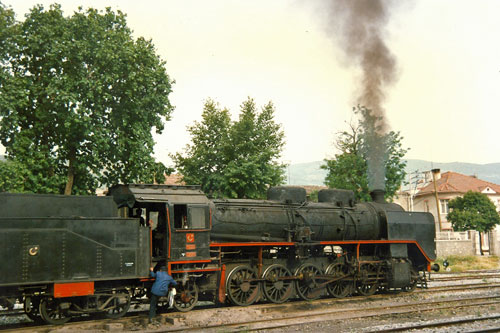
435 255 499 273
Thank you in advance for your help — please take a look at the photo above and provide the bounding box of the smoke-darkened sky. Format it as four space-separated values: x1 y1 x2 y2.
3 0 500 167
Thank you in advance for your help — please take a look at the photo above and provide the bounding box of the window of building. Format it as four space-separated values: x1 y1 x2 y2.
440 199 450 214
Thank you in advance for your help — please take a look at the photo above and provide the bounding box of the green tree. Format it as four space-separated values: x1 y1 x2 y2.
0 4 173 194
0 2 16 81
447 191 500 255
224 99 285 198
322 107 408 202
172 99 231 198
308 189 319 202
173 98 286 199
0 158 28 192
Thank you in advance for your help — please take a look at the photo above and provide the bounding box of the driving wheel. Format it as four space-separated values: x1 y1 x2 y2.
226 265 260 306
325 263 351 298
294 263 324 300
262 264 294 304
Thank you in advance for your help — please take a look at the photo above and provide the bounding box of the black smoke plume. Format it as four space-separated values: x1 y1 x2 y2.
325 0 398 191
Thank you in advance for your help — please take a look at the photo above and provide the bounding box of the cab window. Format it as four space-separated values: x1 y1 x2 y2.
149 211 159 230
190 207 206 229
173 204 208 229
174 204 188 229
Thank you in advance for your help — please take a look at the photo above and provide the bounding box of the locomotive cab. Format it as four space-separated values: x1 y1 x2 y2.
169 202 211 260
108 184 212 266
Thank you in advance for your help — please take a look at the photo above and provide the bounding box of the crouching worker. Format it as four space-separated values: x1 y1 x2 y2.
149 265 177 324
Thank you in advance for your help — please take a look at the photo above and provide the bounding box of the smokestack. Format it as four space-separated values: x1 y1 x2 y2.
370 189 385 203
431 168 441 180
322 0 399 192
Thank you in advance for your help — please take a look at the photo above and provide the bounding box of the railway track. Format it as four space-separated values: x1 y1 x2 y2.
430 273 500 281
366 314 500 332
0 310 21 317
0 281 497 319
167 294 500 332
2 279 500 332
0 282 494 316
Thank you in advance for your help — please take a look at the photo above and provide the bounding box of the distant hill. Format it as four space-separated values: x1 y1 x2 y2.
2 154 498 187
287 159 500 186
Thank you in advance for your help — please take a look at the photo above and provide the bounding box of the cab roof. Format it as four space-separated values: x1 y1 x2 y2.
108 184 210 208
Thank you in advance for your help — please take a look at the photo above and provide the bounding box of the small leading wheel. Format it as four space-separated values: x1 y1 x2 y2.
104 291 131 319
325 263 351 298
403 269 419 292
39 297 71 325
226 265 260 306
356 263 379 296
173 282 199 312
294 263 324 300
262 264 294 304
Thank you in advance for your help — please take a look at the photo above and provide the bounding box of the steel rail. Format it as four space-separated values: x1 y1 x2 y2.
430 273 500 281
162 295 500 332
366 314 500 332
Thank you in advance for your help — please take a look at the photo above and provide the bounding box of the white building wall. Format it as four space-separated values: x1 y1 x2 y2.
395 187 500 256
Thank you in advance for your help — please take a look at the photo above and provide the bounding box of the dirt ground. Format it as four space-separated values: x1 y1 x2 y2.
3 272 500 332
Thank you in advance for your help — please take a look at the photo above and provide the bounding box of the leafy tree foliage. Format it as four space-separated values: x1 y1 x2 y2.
0 2 15 78
0 3 173 194
322 106 408 202
173 98 286 199
447 191 500 255
308 189 319 202
224 99 286 198
172 99 231 198
0 159 28 192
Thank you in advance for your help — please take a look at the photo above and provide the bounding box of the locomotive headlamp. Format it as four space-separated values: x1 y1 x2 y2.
332 246 343 254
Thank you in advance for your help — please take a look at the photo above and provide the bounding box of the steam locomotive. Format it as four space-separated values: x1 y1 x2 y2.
0 184 438 324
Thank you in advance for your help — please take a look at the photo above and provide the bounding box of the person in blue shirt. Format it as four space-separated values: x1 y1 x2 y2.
149 265 177 323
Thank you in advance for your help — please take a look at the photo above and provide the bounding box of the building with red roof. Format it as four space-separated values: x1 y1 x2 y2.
395 169 500 256
409 170 500 232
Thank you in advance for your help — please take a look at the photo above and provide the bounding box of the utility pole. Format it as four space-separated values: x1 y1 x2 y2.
284 160 291 185
408 170 422 212
408 172 413 211
432 168 443 232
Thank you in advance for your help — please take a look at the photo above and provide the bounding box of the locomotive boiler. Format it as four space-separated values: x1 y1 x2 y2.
212 187 406 242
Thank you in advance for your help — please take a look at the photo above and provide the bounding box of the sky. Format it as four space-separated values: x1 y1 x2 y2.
2 0 500 167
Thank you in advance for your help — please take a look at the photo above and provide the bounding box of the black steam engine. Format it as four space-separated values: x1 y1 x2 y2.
0 184 437 324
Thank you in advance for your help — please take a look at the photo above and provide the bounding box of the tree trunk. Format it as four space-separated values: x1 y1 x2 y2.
64 149 76 195
478 232 484 256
